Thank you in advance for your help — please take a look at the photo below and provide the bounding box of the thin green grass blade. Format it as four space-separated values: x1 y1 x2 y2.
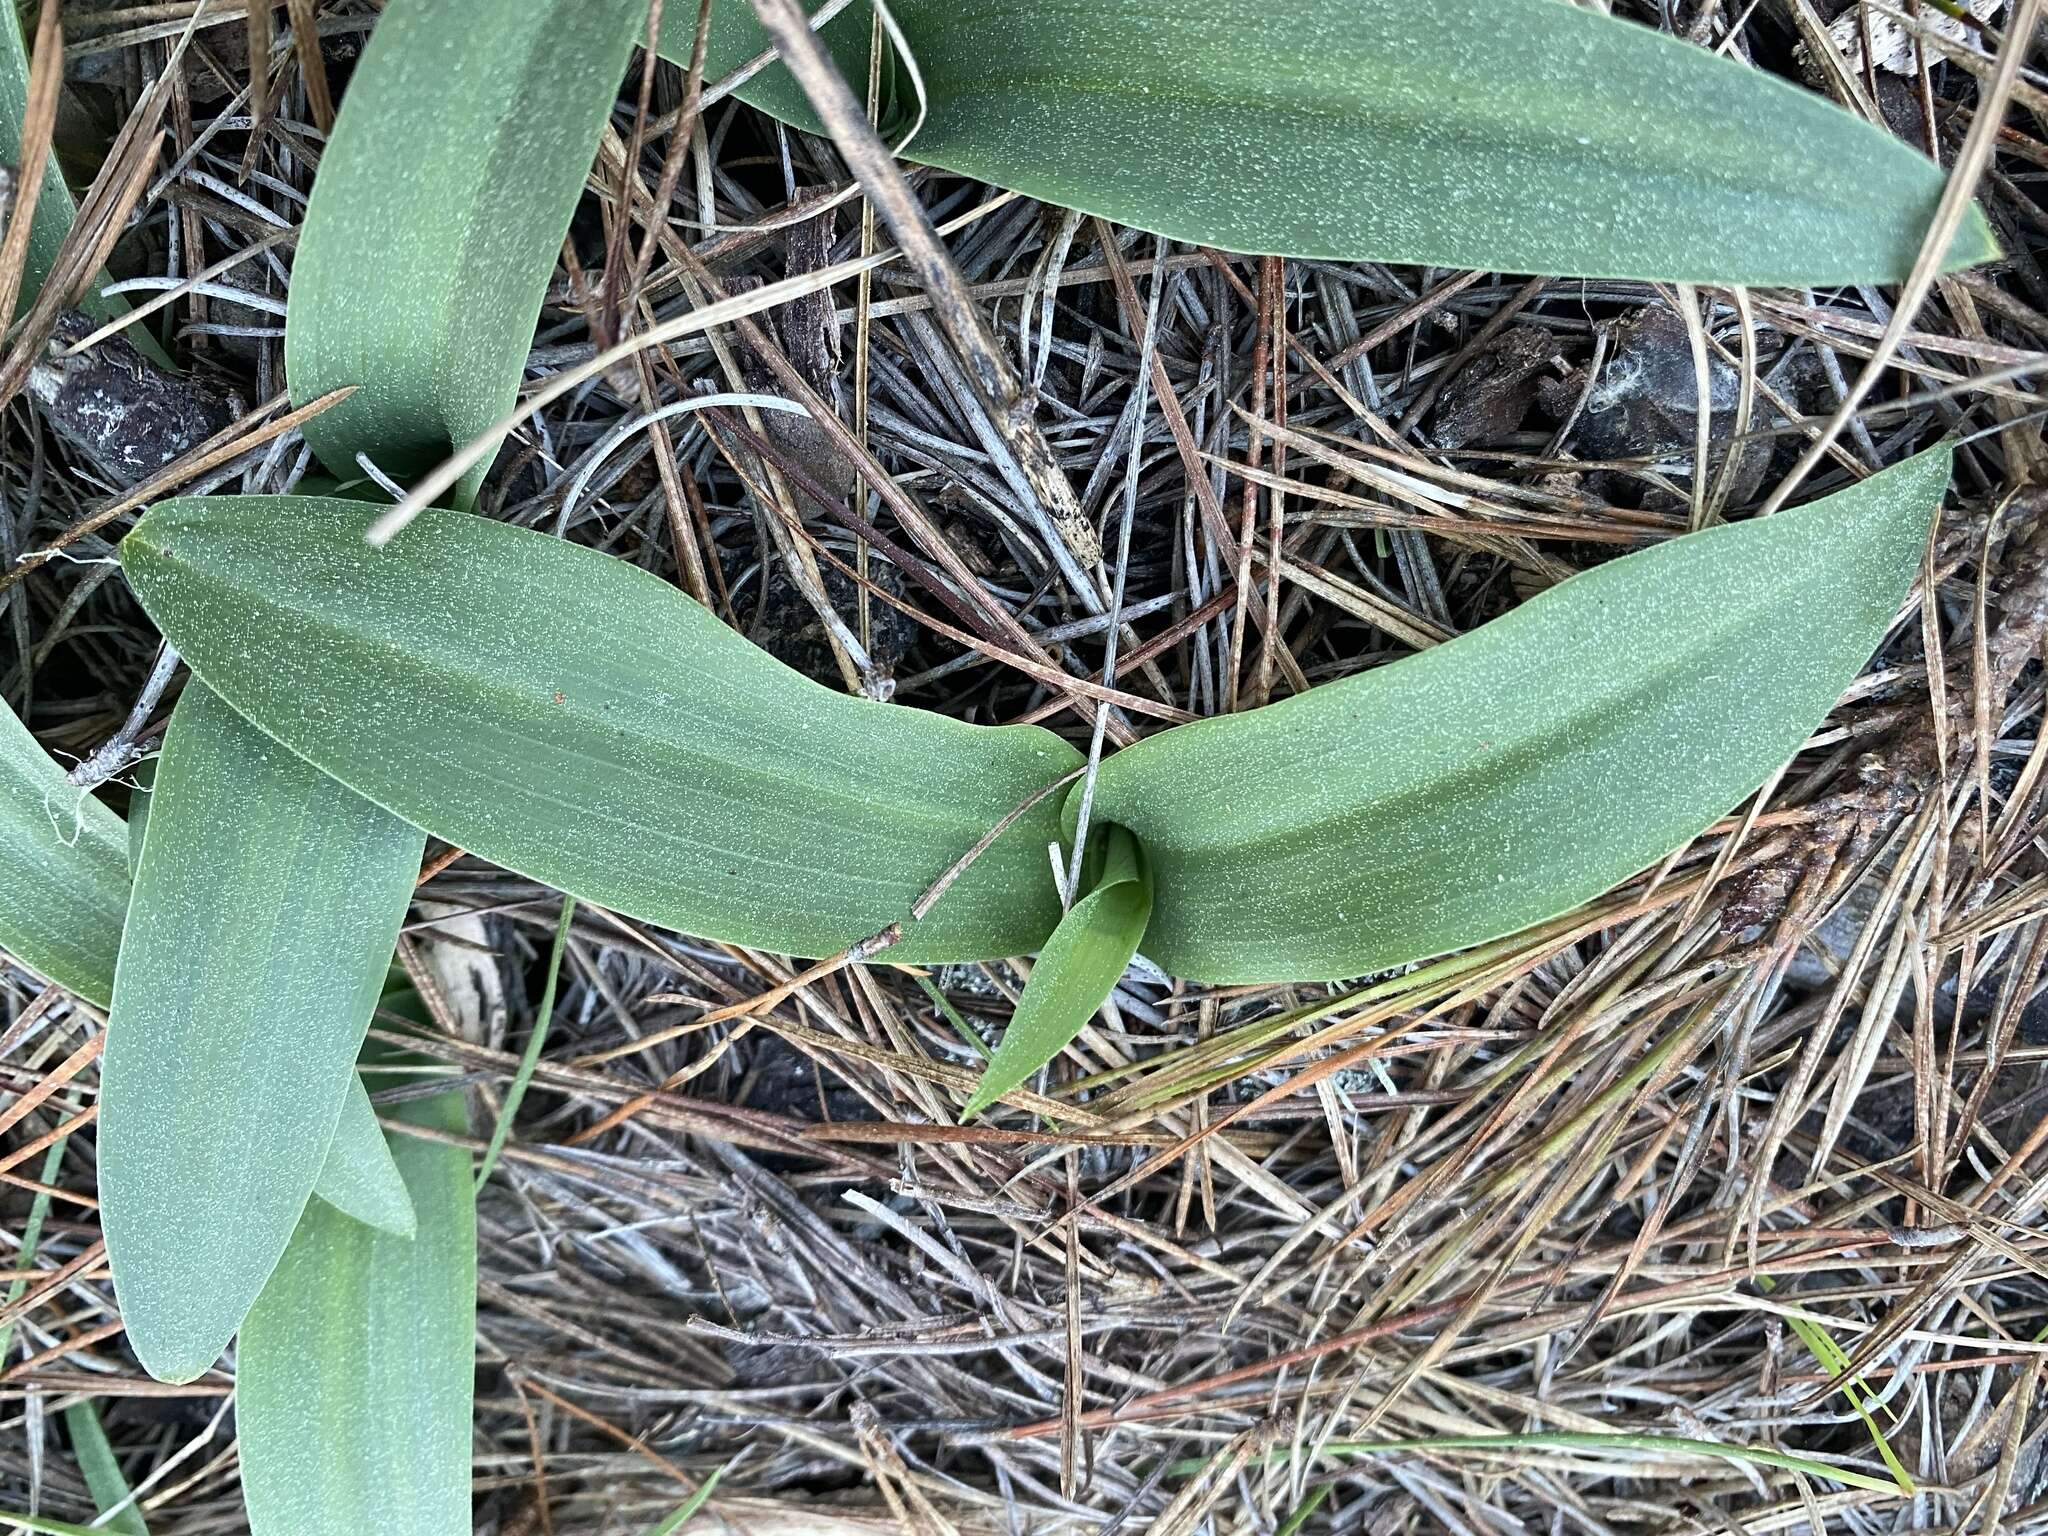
640 1464 727 1536
1083 445 1950 984
475 896 573 1190
962 826 1150 1119
0 1510 117 1536
0 1135 68 1361
62 1401 149 1535
0 702 128 1006
1758 1276 1913 1492
119 496 1083 964
101 685 424 1384
237 1070 475 1536
678 0 1994 284
312 1075 417 1238
286 0 646 483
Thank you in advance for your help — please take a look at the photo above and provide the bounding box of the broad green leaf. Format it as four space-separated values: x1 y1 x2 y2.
678 0 1994 284
962 825 1150 1120
119 495 1083 964
286 0 646 483
1084 445 1951 985
62 1401 149 1536
238 1072 475 1536
0 701 127 1006
101 685 424 1384
312 1075 417 1238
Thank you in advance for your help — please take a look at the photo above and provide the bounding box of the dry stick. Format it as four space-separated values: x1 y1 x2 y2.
283 0 331 130
743 0 1101 569
0 387 356 596
569 762 1087 1128
59 225 295 356
1757 0 2040 517
239 0 270 184
362 193 1018 537
708 406 1177 725
1065 234 1165 899
565 936 895 1143
1225 258 1277 714
0 0 60 329
623 0 712 312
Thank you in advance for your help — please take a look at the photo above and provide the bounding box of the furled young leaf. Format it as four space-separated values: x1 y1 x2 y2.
312 1075 417 1238
286 0 646 483
101 685 424 1384
119 495 1083 963
0 702 128 1006
678 0 1993 284
962 825 1150 1119
238 1074 474 1536
1084 445 1951 985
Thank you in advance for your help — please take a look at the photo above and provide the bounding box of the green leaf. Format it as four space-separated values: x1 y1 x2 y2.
0 701 128 1006
312 1075 417 1238
62 1400 149 1536
962 824 1151 1119
101 685 424 1384
678 0 1994 284
237 1071 475 1536
119 495 1083 964
286 0 647 484
1083 445 1950 985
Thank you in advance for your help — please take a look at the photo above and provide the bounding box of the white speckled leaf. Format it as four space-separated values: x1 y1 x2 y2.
238 1073 473 1536
101 685 424 1384
677 0 1994 284
286 0 645 481
1083 445 1951 984
963 825 1150 1119
0 703 128 1006
119 496 1084 963
311 1075 416 1238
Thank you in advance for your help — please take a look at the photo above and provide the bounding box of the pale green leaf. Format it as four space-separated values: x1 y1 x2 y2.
101 685 424 1384
312 1075 417 1239
0 701 128 1006
962 825 1150 1119
286 0 647 482
62 1401 149 1536
237 1072 475 1536
677 0 1994 284
1083 446 1950 984
119 495 1083 964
